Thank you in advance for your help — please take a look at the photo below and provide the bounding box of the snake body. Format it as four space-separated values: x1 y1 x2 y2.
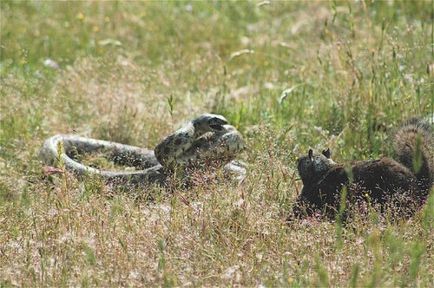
40 114 246 186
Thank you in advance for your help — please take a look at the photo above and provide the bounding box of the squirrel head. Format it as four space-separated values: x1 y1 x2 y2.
297 148 336 185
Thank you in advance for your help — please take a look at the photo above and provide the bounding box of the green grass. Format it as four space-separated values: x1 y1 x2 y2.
1 0 433 286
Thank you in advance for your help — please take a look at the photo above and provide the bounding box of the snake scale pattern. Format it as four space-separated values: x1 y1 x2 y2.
40 114 246 186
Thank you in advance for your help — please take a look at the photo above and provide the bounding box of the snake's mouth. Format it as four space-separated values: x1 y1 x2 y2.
210 124 225 131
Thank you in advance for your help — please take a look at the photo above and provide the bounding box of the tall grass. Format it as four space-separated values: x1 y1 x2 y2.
1 1 433 286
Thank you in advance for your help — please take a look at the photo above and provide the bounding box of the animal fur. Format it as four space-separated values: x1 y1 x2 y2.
290 118 433 221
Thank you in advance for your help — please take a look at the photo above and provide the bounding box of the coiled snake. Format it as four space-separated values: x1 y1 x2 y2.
40 114 246 186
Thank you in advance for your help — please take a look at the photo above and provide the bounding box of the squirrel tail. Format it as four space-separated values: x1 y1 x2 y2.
393 116 434 194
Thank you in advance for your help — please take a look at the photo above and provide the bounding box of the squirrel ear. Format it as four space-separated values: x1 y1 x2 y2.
322 148 331 158
308 149 313 160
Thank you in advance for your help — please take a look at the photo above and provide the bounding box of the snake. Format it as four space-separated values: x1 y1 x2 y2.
39 114 246 186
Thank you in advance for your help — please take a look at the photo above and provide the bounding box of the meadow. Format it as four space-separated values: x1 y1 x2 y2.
1 1 433 286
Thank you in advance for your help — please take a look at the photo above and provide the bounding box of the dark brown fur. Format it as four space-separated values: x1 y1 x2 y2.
291 118 433 221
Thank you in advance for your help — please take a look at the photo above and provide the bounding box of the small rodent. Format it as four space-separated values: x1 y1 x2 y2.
290 117 433 221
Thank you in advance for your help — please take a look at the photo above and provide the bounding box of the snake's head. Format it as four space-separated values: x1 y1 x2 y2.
193 114 228 134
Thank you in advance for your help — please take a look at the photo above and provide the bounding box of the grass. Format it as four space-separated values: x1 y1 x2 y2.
1 0 433 286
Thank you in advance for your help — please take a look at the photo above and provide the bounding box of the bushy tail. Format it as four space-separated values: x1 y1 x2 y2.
393 117 434 194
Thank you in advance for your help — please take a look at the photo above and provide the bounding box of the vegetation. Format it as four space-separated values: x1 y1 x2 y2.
1 1 433 286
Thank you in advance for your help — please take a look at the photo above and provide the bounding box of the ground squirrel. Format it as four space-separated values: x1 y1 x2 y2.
290 117 433 221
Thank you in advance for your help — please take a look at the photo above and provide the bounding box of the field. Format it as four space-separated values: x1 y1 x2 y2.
1 1 433 286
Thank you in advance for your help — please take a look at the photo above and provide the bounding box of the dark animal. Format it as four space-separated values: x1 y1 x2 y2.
290 118 433 221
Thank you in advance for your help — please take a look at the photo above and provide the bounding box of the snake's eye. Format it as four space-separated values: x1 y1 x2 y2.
208 116 227 131
210 124 224 131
